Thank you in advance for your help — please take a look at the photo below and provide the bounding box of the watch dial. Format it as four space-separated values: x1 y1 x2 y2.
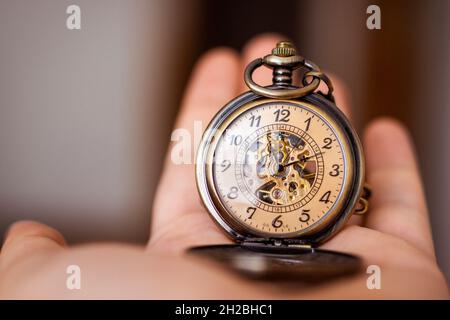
208 100 353 238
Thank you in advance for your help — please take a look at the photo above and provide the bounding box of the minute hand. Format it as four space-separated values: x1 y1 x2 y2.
283 152 324 167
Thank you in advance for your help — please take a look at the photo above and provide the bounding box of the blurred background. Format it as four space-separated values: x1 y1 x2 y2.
0 0 449 280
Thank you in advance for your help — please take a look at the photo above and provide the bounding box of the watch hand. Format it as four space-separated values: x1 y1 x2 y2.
302 151 324 162
255 180 274 192
282 152 324 168
283 137 303 165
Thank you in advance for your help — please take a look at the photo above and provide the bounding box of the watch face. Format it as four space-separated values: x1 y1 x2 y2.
198 97 358 239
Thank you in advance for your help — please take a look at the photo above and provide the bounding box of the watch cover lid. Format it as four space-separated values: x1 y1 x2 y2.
188 243 361 282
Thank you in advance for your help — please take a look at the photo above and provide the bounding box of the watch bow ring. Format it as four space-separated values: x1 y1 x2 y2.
190 41 371 281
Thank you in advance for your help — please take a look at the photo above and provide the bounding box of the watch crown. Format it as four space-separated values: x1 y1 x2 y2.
272 41 297 57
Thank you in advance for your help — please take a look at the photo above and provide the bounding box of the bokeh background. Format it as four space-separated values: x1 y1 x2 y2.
0 0 449 280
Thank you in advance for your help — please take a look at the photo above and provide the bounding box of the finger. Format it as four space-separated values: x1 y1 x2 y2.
328 74 352 120
150 48 240 249
309 228 447 299
363 118 434 256
175 47 240 132
1 220 66 267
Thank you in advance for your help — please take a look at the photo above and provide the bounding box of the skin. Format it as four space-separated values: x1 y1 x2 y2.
0 34 448 299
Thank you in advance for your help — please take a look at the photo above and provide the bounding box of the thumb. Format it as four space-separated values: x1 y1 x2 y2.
1 220 66 267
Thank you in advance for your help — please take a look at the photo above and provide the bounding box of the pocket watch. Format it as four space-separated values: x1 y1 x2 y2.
191 42 371 281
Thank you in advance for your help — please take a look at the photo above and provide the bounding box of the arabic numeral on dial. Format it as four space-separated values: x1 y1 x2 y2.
304 117 312 131
299 209 310 222
220 159 231 172
272 215 283 228
320 191 332 204
228 134 242 146
274 109 290 122
329 164 340 176
227 186 239 199
249 115 261 127
322 137 333 149
246 207 256 219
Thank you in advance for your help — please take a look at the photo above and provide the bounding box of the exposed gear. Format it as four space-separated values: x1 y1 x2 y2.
244 131 317 206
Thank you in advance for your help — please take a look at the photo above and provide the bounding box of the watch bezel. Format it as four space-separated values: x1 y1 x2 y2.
195 91 365 246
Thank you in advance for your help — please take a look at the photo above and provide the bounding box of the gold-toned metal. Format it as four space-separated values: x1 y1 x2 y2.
244 59 320 99
354 184 372 215
203 98 356 239
271 41 297 57
195 41 368 246
243 41 337 100
251 132 314 206
303 71 335 102
244 41 323 99
354 198 369 215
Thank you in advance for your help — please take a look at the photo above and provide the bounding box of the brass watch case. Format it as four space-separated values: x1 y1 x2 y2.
195 91 365 247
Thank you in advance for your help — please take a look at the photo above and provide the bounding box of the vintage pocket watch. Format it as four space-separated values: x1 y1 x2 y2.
191 42 370 281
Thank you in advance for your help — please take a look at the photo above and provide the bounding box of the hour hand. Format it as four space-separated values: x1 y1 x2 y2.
284 152 324 167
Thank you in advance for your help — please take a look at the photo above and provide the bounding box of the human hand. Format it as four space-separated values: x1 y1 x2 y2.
0 34 448 299
149 33 449 298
